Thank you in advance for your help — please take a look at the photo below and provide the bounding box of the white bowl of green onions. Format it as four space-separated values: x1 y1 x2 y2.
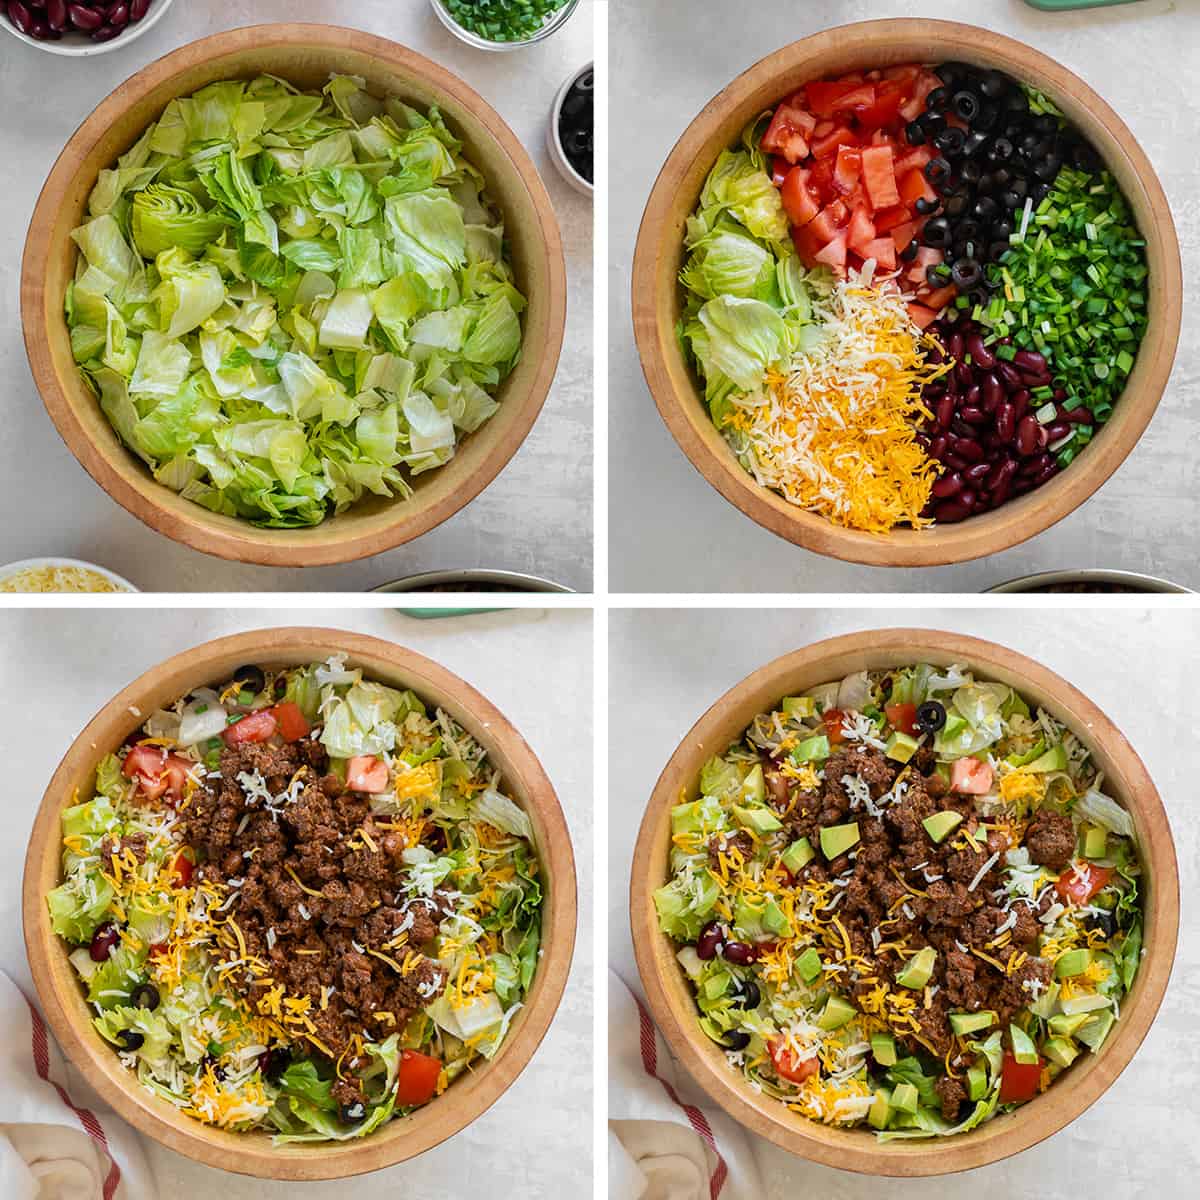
431 0 580 51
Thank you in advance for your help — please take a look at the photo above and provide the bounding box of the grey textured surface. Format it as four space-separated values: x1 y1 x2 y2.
609 607 1199 1193
609 0 1198 593
0 606 593 1198
0 0 593 593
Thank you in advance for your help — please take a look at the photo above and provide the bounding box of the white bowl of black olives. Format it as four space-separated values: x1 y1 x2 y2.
548 62 593 196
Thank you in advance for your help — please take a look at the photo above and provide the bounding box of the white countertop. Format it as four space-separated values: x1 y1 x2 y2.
609 0 1200 593
609 607 1199 1195
0 606 593 1197
0 0 593 593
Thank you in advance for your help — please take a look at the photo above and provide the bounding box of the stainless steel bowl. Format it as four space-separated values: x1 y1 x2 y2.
372 568 572 593
987 569 1190 594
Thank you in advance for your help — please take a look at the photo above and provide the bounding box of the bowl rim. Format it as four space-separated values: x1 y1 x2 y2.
629 628 1179 1176
0 0 176 57
429 0 582 52
20 23 567 567
22 627 578 1179
986 568 1191 594
631 19 1182 568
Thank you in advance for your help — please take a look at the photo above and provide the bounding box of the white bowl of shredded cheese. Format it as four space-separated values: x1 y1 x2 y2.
0 557 137 593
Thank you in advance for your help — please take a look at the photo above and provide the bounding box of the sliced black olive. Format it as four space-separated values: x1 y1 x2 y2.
1005 89 1030 114
965 286 989 309
926 85 952 111
1031 180 1052 204
915 701 947 733
733 979 761 1010
232 664 266 695
960 160 981 186
934 127 966 158
899 238 920 262
951 257 983 289
131 983 160 1011
973 104 1000 133
936 61 970 87
1009 176 1029 198
340 1101 368 1124
956 218 983 242
914 196 939 216
1032 113 1059 135
905 120 927 146
973 196 999 223
945 193 969 218
987 240 1010 262
992 219 1014 241
1000 190 1022 210
924 156 952 187
990 167 1012 189
1071 142 1102 172
975 172 998 195
952 90 980 122
1084 910 1117 937
919 110 947 136
259 1046 291 1082
926 263 951 286
962 130 990 159
116 1029 145 1051
922 217 952 249
988 137 1014 163
1034 154 1063 182
978 70 1010 100
721 1030 752 1052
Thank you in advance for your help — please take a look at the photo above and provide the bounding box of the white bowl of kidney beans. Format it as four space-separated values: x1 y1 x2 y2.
1 0 172 54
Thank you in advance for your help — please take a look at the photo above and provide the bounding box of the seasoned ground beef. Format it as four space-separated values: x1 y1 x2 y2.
182 737 450 1088
708 830 753 867
775 748 1046 1061
1025 808 1075 870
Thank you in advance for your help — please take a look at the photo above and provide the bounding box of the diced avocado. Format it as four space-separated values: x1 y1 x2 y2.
795 947 822 984
732 803 782 835
1076 1009 1115 1052
762 899 791 938
1029 980 1060 1019
938 714 968 744
885 731 920 764
896 946 937 990
870 1032 897 1067
891 1081 919 1114
949 1010 997 1036
792 734 830 764
702 969 732 1001
817 995 857 1031
1006 739 1046 768
781 696 816 717
1054 948 1093 979
1026 744 1068 773
1082 824 1108 860
733 898 765 940
781 838 815 874
868 1089 891 1130
1010 1023 1039 1066
1059 993 1112 1016
819 821 860 860
923 811 964 845
740 764 766 805
1043 1037 1080 1068
1048 1011 1095 1038
967 1065 988 1102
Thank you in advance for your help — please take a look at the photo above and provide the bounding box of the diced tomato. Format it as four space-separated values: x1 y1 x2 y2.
860 144 900 210
792 222 825 267
898 167 939 210
922 284 958 311
814 230 848 272
889 219 918 256
148 942 169 958
894 143 934 176
807 155 837 200
122 744 193 804
169 850 194 887
811 125 859 159
761 104 813 165
951 757 993 795
781 167 821 228
768 1037 820 1084
884 702 919 736
346 754 390 794
832 144 862 195
899 70 944 121
906 246 944 284
805 79 860 118
822 707 848 745
1056 863 1113 905
908 303 939 329
831 83 877 115
856 80 907 130
769 156 789 188
395 1048 443 1107
269 701 311 743
882 64 921 85
222 708 278 746
861 238 896 270
872 204 910 234
808 204 847 245
847 205 876 255
998 1052 1042 1104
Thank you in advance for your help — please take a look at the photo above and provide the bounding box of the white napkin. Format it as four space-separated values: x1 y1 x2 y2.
608 969 764 1200
0 971 157 1200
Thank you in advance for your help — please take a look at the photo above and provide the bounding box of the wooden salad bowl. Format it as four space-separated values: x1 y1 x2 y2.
630 629 1178 1175
21 26 567 567
23 628 577 1179
631 20 1181 567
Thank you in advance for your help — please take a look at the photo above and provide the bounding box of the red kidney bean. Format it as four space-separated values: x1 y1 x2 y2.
964 462 991 484
1012 477 1036 497
697 922 724 961
1044 422 1071 443
1053 387 1068 402
1013 349 1048 373
90 921 120 962
982 372 1004 411
1020 372 1052 391
932 472 963 499
1019 452 1053 479
29 16 49 35
955 437 984 463
130 0 148 18
91 21 120 38
932 500 972 523
960 406 987 425
945 332 964 361
964 382 981 408
990 480 1012 507
1016 415 1043 457
8 0 32 31
966 334 996 370
67 3 102 27
996 361 1022 391
722 940 754 965
943 453 969 472
1033 462 1060 486
994 403 1015 443
106 2 128 26
936 394 955 432
1011 390 1030 423
46 0 64 27
1062 407 1094 425
959 488 977 510
951 418 975 439
955 361 973 389
988 459 1019 492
